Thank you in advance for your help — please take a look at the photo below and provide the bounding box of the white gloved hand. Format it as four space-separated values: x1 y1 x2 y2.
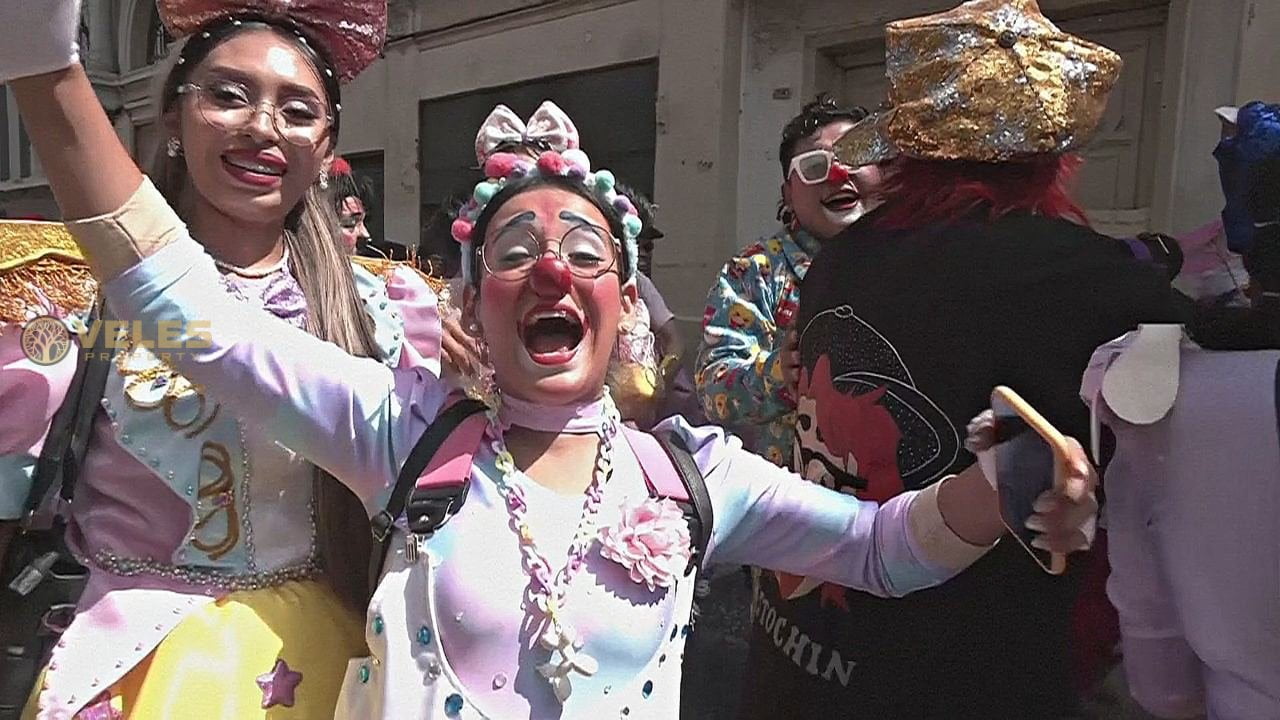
0 0 82 83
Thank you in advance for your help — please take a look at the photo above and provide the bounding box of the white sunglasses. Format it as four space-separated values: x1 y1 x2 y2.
787 148 841 185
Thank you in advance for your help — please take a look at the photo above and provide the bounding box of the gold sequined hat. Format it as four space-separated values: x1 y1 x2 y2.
835 0 1122 166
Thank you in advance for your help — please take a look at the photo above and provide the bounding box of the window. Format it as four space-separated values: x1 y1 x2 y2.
146 8 173 65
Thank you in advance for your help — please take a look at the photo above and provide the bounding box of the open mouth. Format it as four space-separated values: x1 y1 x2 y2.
225 157 284 176
822 189 861 212
519 307 586 365
221 150 288 187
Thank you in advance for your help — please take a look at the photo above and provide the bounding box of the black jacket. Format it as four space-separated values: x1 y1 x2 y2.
738 210 1182 720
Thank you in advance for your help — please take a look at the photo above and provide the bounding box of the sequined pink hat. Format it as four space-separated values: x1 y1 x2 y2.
157 0 387 83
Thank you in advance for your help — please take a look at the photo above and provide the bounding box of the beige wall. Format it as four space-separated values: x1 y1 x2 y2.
1235 0 1280 104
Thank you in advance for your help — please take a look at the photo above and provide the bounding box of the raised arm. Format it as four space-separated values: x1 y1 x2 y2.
5 3 171 289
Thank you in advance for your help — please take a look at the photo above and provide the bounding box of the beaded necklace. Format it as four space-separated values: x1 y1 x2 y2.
486 393 620 703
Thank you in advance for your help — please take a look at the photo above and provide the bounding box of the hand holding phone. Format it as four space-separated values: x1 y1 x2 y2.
981 387 1099 574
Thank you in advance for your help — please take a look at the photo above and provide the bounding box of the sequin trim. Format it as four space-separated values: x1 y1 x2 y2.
84 549 320 591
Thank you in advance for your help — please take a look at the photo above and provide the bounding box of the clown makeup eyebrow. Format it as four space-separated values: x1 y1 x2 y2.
558 210 598 227
498 211 537 232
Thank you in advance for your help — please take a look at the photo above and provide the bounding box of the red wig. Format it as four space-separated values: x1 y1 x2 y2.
875 153 1088 230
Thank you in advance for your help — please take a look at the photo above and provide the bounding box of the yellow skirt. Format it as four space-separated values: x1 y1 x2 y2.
25 579 365 720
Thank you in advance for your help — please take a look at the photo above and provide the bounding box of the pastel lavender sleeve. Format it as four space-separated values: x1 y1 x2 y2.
97 238 445 515
658 418 989 597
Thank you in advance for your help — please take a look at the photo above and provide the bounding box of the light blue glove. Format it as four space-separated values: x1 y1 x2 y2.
0 0 81 83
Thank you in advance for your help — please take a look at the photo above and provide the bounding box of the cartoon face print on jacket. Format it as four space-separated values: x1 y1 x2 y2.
793 307 961 499
794 355 902 502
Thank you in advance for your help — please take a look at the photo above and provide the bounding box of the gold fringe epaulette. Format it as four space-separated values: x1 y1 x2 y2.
0 221 97 325
351 255 449 296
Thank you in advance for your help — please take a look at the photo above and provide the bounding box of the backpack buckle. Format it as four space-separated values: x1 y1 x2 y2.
370 511 395 542
405 483 469 537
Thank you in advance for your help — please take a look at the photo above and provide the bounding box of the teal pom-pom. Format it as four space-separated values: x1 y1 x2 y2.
473 181 498 204
593 170 615 193
623 234 639 279
623 214 643 239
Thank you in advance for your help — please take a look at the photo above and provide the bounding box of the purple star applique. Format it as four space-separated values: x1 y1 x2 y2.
256 658 303 709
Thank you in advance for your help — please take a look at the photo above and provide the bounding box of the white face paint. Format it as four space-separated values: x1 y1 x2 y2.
815 163 886 231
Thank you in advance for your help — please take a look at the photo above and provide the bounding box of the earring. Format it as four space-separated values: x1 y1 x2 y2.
165 137 182 158
318 170 330 190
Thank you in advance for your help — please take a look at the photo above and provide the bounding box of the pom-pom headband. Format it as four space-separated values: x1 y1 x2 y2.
451 148 643 284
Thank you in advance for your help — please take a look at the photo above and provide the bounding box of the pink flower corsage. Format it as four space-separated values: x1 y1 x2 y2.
598 497 692 591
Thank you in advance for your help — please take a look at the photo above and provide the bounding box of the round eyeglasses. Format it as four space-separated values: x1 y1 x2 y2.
177 80 332 148
480 225 620 281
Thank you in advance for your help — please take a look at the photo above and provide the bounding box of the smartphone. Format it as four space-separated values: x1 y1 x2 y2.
990 386 1071 575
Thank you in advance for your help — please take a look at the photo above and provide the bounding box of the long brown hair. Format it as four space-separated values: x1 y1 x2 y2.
151 21 378 610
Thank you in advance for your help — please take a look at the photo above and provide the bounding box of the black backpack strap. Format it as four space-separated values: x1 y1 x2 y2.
24 302 110 527
371 398 487 541
369 398 487 581
655 431 714 574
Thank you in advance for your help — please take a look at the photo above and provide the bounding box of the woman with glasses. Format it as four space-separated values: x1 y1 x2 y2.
0 1 449 718
6 0 1105 705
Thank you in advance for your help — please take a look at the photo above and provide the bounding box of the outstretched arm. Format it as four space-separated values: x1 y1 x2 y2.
663 420 1096 597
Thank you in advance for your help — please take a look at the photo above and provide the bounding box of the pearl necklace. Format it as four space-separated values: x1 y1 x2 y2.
487 393 619 703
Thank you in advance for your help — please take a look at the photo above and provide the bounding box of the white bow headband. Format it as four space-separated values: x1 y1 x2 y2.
474 100 580 166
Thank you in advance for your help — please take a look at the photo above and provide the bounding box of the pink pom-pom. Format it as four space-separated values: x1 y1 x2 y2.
484 152 520 180
536 151 567 176
450 219 473 244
